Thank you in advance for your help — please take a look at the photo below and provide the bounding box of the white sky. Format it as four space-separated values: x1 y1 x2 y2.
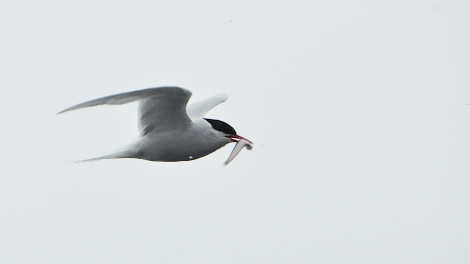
1 0 469 263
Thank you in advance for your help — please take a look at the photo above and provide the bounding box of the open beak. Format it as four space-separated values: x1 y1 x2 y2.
227 135 253 144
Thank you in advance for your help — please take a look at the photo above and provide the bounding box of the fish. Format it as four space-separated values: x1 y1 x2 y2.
224 138 253 165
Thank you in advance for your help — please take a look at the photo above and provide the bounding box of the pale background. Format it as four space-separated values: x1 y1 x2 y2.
1 1 469 263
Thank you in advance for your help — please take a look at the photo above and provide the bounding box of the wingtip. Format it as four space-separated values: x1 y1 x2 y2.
218 93 229 101
57 108 71 115
57 104 83 115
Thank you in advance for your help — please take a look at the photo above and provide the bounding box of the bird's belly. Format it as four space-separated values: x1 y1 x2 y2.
135 133 224 162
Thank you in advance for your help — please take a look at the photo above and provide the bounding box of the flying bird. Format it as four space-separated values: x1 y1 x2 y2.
58 87 253 164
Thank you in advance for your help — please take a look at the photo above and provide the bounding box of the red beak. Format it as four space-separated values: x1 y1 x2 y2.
227 135 253 144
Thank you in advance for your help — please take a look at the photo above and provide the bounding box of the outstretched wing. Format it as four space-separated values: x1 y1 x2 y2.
186 94 228 120
58 87 193 134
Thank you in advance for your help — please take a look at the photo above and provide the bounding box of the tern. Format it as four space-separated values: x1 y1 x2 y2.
58 86 253 164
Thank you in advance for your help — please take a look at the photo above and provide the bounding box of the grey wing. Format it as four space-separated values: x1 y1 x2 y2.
186 94 228 120
138 87 193 134
58 86 193 134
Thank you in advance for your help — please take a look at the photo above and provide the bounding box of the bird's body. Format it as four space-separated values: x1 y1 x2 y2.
58 87 252 164
133 119 230 161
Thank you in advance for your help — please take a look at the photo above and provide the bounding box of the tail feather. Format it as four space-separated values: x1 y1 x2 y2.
78 151 137 162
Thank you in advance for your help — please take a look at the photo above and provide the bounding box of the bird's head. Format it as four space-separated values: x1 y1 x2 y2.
204 118 252 144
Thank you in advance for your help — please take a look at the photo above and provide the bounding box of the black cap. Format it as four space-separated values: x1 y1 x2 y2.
204 118 237 135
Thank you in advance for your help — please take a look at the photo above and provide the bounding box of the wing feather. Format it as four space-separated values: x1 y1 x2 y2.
58 87 193 134
186 94 228 120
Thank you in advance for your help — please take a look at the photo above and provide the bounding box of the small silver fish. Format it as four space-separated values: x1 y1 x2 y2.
224 138 253 165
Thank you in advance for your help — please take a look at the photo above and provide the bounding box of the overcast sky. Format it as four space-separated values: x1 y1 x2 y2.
1 0 469 263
